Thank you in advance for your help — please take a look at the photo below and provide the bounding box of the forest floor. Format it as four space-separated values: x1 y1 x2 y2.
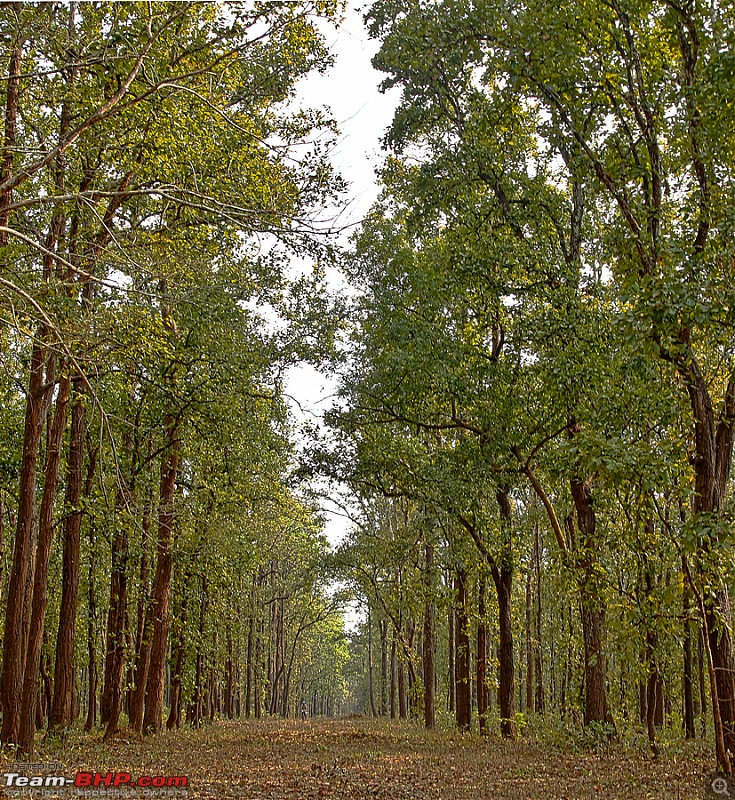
0 716 718 800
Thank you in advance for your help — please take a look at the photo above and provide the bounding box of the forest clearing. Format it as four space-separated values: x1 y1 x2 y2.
0 717 715 799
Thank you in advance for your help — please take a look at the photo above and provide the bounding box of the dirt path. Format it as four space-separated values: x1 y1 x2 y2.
0 717 714 799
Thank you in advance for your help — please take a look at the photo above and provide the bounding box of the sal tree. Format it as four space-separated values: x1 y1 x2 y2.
0 0 342 751
366 0 735 769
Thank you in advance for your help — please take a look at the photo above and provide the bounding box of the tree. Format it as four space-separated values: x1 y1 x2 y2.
0 0 346 752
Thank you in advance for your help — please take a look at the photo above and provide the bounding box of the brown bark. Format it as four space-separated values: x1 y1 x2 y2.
448 602 455 714
534 523 544 713
525 550 533 714
0 496 4 615
683 560 695 739
367 604 377 717
493 564 515 738
699 625 707 736
18 376 70 753
48 379 86 732
167 569 191 730
680 347 735 767
390 634 396 719
101 510 131 725
380 619 388 715
454 568 471 731
682 553 730 772
191 575 210 726
0 341 54 746
245 585 254 718
224 631 234 720
128 531 154 732
423 542 435 729
398 657 407 720
706 589 735 755
85 525 97 733
83 436 98 733
142 413 179 733
477 578 488 735
580 603 608 726
494 489 516 738
570 476 610 728
102 423 137 739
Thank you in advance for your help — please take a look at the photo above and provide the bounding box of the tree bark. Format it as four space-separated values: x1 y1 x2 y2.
681 356 735 767
142 413 179 733
525 550 533 713
367 604 377 717
18 376 70 753
454 568 471 731
494 489 516 738
127 484 153 731
102 518 129 738
48 379 86 733
390 634 396 719
493 564 516 738
423 542 435 729
101 417 137 729
570 476 610 728
167 569 191 730
448 602 455 714
683 558 695 739
477 577 488 735
380 619 388 716
1 342 54 746
85 524 98 733
534 522 544 713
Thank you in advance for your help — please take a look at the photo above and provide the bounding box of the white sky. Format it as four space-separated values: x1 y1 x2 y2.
285 3 399 546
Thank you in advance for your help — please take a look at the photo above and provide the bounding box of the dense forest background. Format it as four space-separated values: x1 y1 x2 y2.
0 0 734 780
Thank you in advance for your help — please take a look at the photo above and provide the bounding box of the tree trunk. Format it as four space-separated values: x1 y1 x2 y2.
390 634 396 719
525 549 533 713
494 488 516 738
580 603 608 726
699 625 707 736
493 564 516 738
380 619 388 716
448 603 455 714
128 489 153 732
102 492 131 737
85 524 98 733
367 604 377 717
167 568 191 730
18 376 70 753
0 496 5 615
225 628 234 720
398 659 407 720
83 437 98 733
245 603 254 718
1 342 54 745
684 366 735 767
571 476 610 728
534 522 544 713
142 414 179 733
423 543 435 729
477 577 488 735
683 560 695 739
192 575 209 726
706 589 735 755
48 379 86 733
455 568 471 731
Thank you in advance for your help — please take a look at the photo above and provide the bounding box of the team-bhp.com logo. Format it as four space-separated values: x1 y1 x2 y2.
4 770 188 790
